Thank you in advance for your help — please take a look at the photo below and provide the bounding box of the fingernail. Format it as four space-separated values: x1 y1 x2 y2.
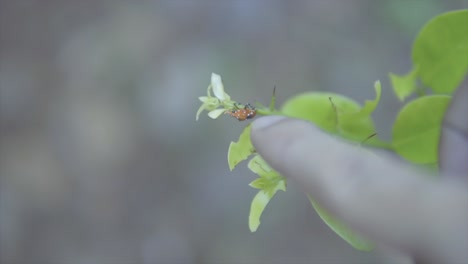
252 116 288 131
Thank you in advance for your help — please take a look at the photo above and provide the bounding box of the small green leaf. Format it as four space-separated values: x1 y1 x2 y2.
342 80 382 119
337 82 387 147
247 155 277 178
227 125 255 171
248 178 267 189
389 68 419 101
307 195 374 251
248 155 286 232
412 9 468 94
392 95 451 164
249 180 286 232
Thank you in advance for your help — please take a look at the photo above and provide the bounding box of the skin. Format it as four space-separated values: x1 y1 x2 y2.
250 84 468 264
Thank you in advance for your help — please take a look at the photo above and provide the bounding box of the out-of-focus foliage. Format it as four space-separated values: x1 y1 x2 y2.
390 10 467 166
390 9 468 100
392 95 451 165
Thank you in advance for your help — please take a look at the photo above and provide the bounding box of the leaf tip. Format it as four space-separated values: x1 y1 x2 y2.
248 216 260 232
374 80 381 90
227 142 236 171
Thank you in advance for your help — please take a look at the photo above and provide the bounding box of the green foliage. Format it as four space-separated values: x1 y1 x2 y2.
390 9 466 165
389 67 419 101
281 92 359 132
390 9 468 100
200 9 467 252
392 95 450 164
228 127 286 233
248 155 286 232
281 82 389 148
227 125 255 171
413 10 468 94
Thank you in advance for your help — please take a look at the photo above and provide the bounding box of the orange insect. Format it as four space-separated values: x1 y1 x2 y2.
225 103 256 121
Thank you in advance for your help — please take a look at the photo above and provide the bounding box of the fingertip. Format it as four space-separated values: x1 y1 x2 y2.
250 117 325 181
250 116 295 167
251 116 288 132
251 116 468 263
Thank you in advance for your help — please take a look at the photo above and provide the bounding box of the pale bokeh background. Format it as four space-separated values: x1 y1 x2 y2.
1 1 465 263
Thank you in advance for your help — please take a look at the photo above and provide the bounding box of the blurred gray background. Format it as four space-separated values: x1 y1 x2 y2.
1 1 466 263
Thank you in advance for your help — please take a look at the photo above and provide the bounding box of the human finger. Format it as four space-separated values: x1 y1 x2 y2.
251 117 468 264
439 83 468 179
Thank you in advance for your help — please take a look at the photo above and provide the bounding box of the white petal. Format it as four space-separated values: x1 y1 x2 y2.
199 96 209 102
211 73 230 101
208 108 226 119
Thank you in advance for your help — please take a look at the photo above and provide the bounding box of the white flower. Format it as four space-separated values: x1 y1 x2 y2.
196 73 235 120
211 73 230 101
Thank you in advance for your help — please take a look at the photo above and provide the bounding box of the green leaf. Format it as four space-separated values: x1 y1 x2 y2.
248 178 267 190
389 67 419 101
248 155 286 232
412 9 468 94
392 95 451 164
281 89 389 148
281 92 361 133
338 82 389 147
247 155 277 179
343 81 382 119
249 184 286 232
307 195 374 251
227 125 255 171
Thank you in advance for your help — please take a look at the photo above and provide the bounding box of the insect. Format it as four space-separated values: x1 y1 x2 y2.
225 103 256 121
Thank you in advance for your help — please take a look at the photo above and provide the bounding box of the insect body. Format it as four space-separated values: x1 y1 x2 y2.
225 103 256 121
